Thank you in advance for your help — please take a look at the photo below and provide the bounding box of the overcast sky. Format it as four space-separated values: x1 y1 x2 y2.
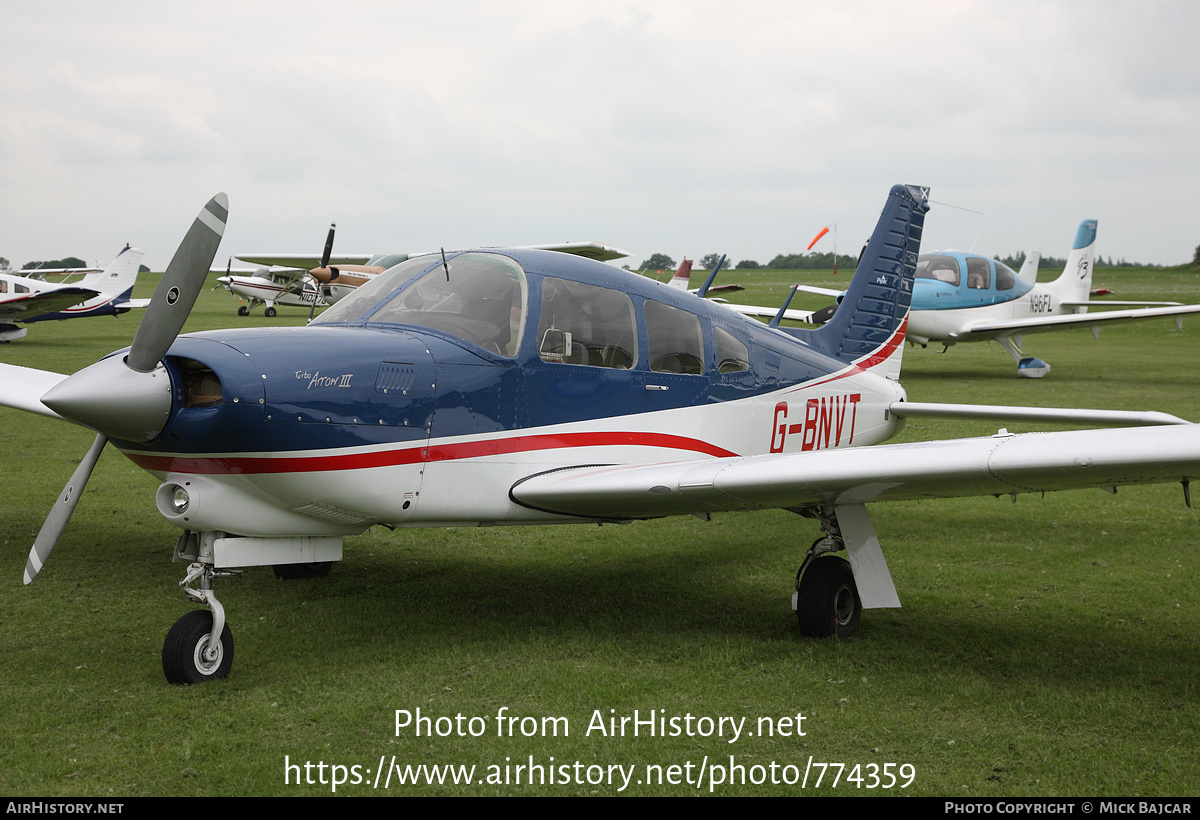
3 1 1198 271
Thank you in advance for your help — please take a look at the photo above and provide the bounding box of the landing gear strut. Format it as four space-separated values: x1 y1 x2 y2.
163 535 241 684
792 506 882 638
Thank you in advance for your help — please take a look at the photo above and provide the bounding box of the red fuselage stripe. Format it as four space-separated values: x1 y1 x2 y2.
124 431 738 475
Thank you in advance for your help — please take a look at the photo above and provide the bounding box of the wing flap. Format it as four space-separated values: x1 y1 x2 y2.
510 425 1200 519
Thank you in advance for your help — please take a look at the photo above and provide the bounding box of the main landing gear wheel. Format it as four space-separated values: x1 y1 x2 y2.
264 306 277 317
795 555 861 638
162 609 234 685
237 305 249 316
272 561 333 580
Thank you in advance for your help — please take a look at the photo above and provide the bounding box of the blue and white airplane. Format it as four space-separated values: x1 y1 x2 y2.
798 221 1200 377
3 187 1200 685
0 245 148 341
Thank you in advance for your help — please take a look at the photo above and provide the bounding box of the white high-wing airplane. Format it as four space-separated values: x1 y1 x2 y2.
3 186 1199 686
220 224 630 316
0 245 148 341
795 221 1200 377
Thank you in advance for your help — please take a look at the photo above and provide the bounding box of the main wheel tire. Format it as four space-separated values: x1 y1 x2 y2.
162 610 234 685
272 561 333 580
264 306 277 317
795 556 861 638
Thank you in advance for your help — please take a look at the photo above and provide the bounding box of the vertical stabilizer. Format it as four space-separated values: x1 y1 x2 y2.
1017 250 1041 283
667 258 693 290
1043 220 1096 312
810 184 928 371
79 245 144 298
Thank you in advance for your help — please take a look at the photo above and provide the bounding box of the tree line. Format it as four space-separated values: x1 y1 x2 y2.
638 250 1181 272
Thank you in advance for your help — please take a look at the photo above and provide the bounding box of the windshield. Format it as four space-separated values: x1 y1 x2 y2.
313 252 527 357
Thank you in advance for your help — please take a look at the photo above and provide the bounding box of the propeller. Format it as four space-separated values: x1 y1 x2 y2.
25 433 108 585
24 193 228 584
309 222 337 322
320 222 336 272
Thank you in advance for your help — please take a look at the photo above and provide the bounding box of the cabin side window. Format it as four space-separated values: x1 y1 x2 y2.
646 300 704 375
966 257 990 289
915 255 959 285
994 260 1018 290
715 326 750 373
536 278 637 368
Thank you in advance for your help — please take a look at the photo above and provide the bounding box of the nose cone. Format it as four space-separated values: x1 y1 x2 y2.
41 356 173 442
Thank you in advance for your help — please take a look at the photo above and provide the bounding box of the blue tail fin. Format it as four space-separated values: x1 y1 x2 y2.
806 184 928 366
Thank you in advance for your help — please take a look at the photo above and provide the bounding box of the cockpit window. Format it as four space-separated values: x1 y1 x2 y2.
312 256 434 324
314 253 527 357
537 277 637 368
915 254 959 285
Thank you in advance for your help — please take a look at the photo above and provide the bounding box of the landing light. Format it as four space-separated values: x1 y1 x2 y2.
169 485 190 514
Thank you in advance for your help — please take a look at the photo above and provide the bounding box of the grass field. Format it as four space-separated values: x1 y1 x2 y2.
1 266 1199 796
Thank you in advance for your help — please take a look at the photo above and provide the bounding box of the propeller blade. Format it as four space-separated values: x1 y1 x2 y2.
127 193 228 373
25 433 108 585
320 222 336 269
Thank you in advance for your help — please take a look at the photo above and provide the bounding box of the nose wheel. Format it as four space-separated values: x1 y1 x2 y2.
163 609 234 684
163 558 240 684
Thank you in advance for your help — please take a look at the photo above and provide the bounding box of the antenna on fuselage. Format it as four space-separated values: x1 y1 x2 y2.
768 285 800 329
694 254 727 299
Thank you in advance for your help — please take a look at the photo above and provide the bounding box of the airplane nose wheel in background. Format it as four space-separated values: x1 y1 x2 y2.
237 305 249 316
162 609 234 684
794 553 862 638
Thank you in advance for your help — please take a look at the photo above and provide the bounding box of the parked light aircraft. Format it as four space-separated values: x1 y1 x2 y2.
0 245 147 341
222 224 630 316
4 186 1200 686
796 221 1200 377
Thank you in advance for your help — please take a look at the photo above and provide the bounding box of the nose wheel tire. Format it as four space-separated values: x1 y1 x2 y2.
795 555 861 638
163 609 234 684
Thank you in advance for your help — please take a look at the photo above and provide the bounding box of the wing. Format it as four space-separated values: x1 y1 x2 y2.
513 242 630 262
510 424 1200 520
719 302 819 324
0 287 100 323
0 363 69 419
964 304 1200 337
797 285 844 298
233 253 372 268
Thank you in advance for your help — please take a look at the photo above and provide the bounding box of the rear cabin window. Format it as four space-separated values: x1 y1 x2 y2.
537 278 637 368
716 326 750 373
994 260 1018 290
646 300 704 375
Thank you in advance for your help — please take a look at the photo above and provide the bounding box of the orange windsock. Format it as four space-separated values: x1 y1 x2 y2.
807 226 830 250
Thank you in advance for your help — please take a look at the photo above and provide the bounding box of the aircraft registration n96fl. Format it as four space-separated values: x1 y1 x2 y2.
3 185 1199 685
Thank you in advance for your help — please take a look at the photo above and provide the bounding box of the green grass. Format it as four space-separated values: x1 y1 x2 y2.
1 269 1199 796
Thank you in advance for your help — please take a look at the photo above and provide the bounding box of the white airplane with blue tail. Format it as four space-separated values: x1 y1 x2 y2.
799 220 1200 377
0 245 147 341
